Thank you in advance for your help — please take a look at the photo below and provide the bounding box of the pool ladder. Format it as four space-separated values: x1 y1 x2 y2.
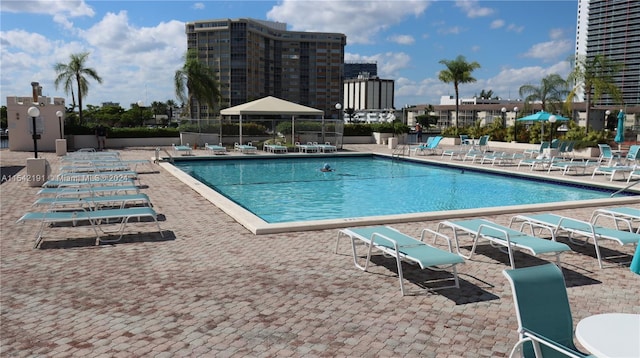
392 144 409 159
154 147 174 163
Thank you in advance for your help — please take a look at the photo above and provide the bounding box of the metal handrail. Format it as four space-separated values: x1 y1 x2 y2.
155 147 174 163
611 180 639 197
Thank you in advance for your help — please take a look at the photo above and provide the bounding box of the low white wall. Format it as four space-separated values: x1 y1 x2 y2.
70 135 180 150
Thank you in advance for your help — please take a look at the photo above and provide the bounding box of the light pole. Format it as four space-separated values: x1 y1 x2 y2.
549 115 557 145
501 107 506 127
513 106 519 142
27 106 40 158
605 110 611 131
56 110 64 139
137 100 144 127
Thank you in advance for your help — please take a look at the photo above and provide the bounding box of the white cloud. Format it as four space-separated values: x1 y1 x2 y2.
192 3 205 10
523 39 572 61
0 30 52 54
267 0 429 44
455 0 494 18
345 51 411 79
1 0 95 17
549 28 564 40
490 19 504 29
507 24 524 33
437 26 464 35
387 34 415 45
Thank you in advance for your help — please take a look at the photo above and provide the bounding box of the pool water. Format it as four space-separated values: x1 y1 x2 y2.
174 155 629 223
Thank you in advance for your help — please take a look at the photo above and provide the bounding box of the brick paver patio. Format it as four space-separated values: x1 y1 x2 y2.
1 144 638 357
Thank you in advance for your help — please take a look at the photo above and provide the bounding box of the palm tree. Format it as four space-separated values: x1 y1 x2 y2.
438 55 481 128
174 49 220 121
54 52 103 124
518 74 569 113
566 54 623 131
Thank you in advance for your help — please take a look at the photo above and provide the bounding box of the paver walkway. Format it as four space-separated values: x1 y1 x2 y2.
1 144 639 357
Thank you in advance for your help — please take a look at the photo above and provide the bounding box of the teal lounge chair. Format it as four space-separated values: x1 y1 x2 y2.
204 143 227 154
474 135 490 152
597 144 621 166
523 141 550 158
511 213 640 268
42 176 135 188
547 160 594 176
412 136 443 156
172 143 192 156
437 219 571 269
591 163 637 181
32 193 152 210
480 152 525 166
37 184 140 196
263 142 288 153
17 206 164 248
234 142 258 153
335 226 464 296
316 142 337 153
503 264 594 358
590 207 640 233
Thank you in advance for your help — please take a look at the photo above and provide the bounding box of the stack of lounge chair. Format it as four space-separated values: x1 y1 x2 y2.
17 150 164 248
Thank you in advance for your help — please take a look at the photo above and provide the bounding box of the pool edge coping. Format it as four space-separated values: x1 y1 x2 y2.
159 153 640 235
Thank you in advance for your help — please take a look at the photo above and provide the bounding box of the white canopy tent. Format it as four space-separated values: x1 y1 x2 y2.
220 96 324 144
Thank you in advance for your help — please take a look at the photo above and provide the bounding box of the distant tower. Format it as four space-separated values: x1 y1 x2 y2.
575 0 640 105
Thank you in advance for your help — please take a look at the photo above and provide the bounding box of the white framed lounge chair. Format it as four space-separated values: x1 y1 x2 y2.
590 207 640 234
204 143 227 155
37 184 140 197
234 142 257 154
42 176 135 188
316 142 337 153
510 213 640 269
547 160 594 176
32 193 152 210
17 206 164 248
263 142 288 153
597 143 622 166
172 143 192 156
480 152 525 166
591 163 637 181
412 136 443 156
294 142 319 153
523 141 550 158
335 226 464 296
437 219 571 269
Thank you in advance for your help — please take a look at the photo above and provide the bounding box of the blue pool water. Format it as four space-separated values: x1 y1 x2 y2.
174 155 629 223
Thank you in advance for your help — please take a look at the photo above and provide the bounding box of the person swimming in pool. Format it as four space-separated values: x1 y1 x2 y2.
320 163 334 172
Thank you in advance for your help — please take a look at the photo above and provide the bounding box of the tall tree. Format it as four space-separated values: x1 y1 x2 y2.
174 49 220 120
518 74 569 113
54 52 102 124
438 55 481 128
566 54 623 131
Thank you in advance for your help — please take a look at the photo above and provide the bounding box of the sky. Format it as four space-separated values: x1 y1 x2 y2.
0 0 579 109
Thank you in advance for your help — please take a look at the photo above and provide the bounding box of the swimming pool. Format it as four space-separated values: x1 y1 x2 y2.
170 154 638 233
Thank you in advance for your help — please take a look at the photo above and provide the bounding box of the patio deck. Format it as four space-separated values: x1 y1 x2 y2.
1 144 639 357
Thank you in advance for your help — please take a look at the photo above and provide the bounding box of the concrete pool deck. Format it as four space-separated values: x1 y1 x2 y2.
1 144 639 357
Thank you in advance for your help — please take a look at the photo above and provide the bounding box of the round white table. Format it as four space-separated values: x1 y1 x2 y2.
575 313 640 358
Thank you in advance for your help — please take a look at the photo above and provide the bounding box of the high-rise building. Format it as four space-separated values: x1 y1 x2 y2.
343 61 377 80
185 18 346 118
575 0 640 105
343 74 394 112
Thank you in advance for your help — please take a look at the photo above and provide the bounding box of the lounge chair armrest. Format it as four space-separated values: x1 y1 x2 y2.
420 228 455 253
369 232 399 251
518 328 591 358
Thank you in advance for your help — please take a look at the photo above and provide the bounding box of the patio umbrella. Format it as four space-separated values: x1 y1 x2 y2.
516 111 569 141
614 110 625 147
